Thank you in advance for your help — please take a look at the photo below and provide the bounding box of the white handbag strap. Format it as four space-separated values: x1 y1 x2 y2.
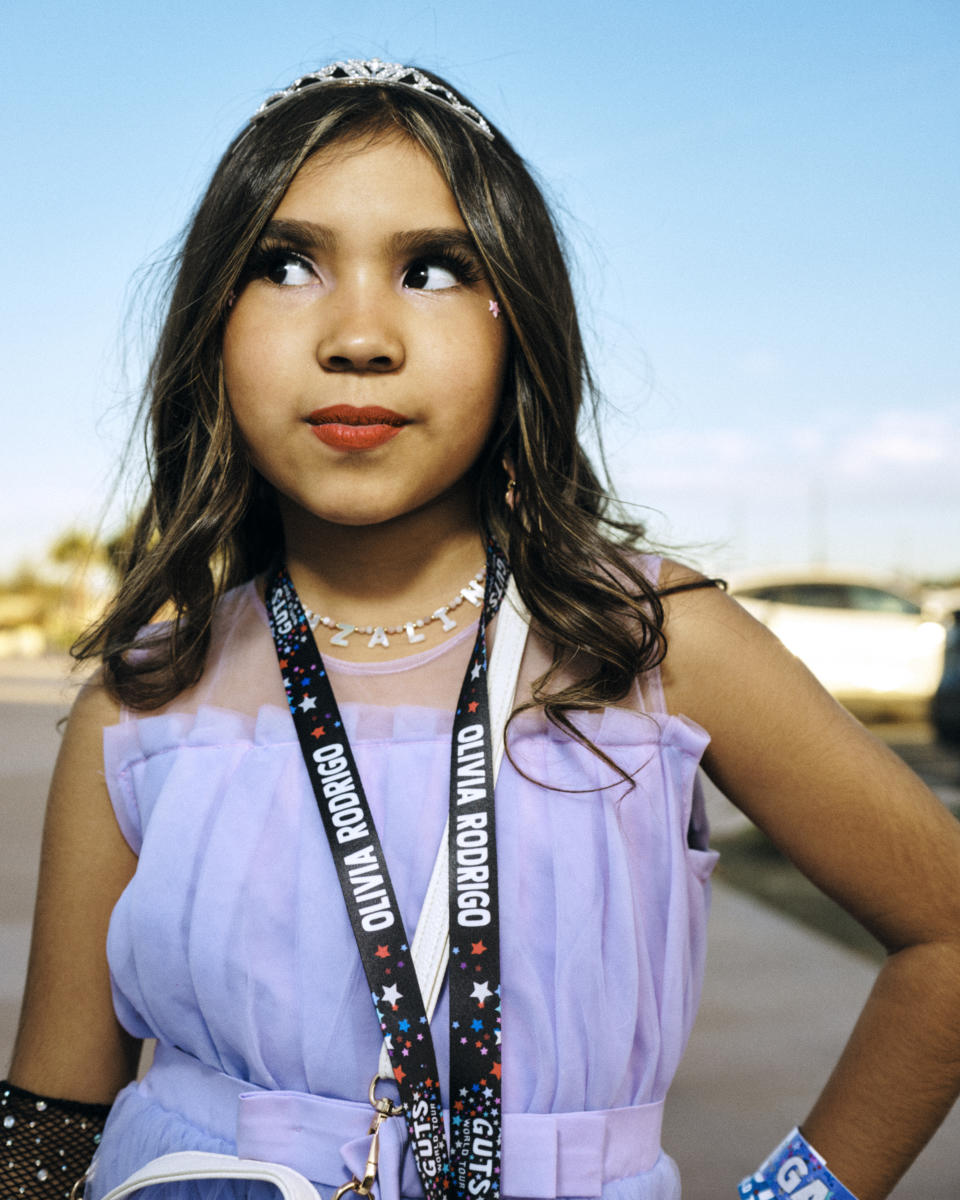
379 576 530 1079
97 1151 320 1200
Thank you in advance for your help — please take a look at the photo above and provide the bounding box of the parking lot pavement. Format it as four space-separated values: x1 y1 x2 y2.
0 654 85 706
664 879 960 1198
687 748 960 1197
1 694 71 1067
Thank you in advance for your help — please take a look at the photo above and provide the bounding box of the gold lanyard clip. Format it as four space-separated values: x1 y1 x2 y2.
332 1076 405 1200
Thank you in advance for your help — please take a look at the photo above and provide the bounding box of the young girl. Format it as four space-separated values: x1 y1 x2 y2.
4 61 960 1200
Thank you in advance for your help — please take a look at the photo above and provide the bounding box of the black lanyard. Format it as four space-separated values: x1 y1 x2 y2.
265 542 509 1200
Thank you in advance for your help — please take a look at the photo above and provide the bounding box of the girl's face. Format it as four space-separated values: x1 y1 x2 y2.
222 132 508 535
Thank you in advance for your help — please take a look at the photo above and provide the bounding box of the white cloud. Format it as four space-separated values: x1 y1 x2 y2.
611 406 959 496
835 410 957 477
606 405 960 574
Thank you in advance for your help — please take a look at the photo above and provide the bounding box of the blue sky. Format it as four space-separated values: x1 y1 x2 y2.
2 0 958 578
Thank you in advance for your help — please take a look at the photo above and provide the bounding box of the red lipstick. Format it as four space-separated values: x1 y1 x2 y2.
307 405 408 452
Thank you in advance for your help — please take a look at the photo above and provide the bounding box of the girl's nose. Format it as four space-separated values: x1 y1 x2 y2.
316 290 405 373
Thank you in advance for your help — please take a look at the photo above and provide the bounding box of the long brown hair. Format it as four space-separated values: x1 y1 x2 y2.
76 68 667 736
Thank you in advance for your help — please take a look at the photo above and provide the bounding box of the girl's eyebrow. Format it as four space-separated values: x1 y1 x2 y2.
258 219 336 251
258 220 480 259
388 228 482 259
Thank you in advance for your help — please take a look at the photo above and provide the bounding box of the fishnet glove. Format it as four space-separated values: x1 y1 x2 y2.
2 1081 110 1200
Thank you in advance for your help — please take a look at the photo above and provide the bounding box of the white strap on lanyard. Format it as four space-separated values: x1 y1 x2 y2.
377 576 530 1079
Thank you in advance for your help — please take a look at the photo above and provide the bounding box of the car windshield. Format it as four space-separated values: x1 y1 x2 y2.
737 582 921 614
845 585 921 615
738 583 847 608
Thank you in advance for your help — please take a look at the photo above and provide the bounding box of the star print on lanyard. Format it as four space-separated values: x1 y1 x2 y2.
265 542 509 1200
446 549 508 1198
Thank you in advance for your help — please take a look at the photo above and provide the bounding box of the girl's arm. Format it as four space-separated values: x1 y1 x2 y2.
8 679 141 1101
659 568 960 1200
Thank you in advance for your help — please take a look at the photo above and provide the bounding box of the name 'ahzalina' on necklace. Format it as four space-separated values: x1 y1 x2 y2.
301 567 486 649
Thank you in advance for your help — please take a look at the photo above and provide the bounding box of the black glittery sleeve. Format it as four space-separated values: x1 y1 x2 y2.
1 1082 111 1200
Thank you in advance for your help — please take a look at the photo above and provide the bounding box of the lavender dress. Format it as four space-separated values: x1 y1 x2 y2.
89 566 716 1200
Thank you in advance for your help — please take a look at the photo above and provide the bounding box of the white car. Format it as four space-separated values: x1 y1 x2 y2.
730 571 946 719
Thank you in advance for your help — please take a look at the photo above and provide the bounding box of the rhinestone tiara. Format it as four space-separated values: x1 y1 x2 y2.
254 59 494 141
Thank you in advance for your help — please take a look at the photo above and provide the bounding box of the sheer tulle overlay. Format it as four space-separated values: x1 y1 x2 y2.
91 563 716 1200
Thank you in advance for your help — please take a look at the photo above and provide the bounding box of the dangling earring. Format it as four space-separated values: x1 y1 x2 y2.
502 457 518 510
226 289 236 310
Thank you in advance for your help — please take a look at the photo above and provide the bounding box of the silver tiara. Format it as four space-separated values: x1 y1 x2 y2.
254 59 494 141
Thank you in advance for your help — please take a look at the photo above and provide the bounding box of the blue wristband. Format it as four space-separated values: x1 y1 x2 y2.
738 1128 860 1199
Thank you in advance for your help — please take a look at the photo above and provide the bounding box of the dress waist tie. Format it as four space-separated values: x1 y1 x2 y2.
142 1044 664 1200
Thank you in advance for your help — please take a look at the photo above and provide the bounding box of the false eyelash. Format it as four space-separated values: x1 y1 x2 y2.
240 238 316 284
239 237 486 288
405 246 485 287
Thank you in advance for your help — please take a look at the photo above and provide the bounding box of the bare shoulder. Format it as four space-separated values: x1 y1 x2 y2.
655 557 725 596
656 556 789 720
654 557 960 953
47 669 127 802
38 670 129 886
655 557 770 718
64 667 124 742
